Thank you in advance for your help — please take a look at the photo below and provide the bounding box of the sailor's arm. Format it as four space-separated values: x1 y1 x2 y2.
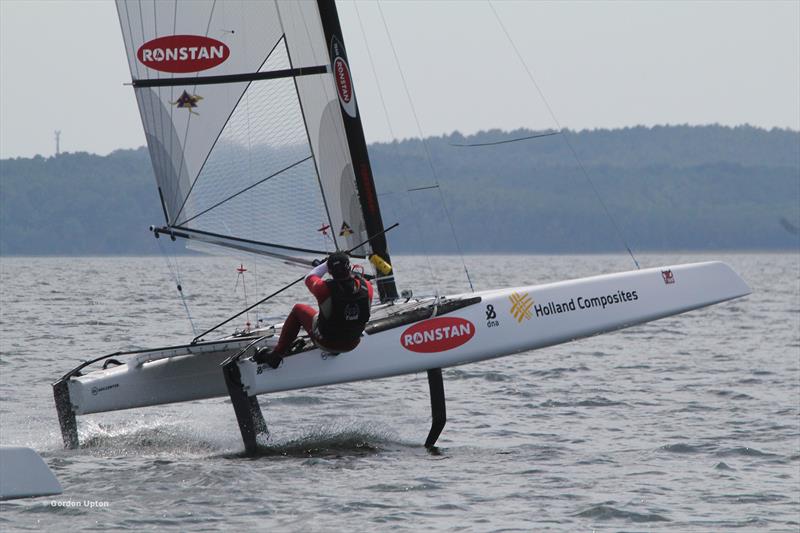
305 261 330 299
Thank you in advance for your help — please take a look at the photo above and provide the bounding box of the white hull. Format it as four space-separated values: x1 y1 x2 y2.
0 447 62 500
68 341 250 415
64 261 749 418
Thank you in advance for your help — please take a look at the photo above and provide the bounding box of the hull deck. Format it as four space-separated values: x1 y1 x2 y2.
54 261 750 450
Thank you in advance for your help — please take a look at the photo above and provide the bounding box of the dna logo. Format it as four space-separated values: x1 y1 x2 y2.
509 292 533 323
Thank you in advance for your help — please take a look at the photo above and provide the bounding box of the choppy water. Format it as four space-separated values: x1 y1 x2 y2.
0 253 798 531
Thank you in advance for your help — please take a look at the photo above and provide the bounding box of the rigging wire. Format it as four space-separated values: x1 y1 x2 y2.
155 237 198 335
168 0 178 208
234 263 250 329
170 0 219 225
253 258 260 326
124 2 172 224
487 1 640 270
284 7 341 252
192 223 400 343
375 1 475 292
450 130 560 147
352 1 439 290
297 2 402 258
150 1 168 206
239 5 259 328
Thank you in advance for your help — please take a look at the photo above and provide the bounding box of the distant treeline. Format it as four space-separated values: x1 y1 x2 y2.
1 125 798 255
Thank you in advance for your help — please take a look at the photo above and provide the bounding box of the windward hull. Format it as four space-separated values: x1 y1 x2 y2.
62 261 750 417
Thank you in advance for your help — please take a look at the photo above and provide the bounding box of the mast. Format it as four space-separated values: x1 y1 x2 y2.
316 0 398 302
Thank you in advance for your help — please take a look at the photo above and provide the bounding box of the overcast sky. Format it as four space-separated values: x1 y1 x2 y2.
1 0 798 158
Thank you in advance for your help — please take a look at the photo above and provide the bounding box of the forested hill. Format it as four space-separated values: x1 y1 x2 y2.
1 125 798 255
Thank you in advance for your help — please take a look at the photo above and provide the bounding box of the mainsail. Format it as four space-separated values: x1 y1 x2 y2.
116 0 397 300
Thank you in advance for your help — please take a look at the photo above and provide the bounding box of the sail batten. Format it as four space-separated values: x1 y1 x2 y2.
166 226 333 256
132 66 330 88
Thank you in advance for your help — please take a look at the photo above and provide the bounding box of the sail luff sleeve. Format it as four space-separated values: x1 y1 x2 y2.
315 0 398 301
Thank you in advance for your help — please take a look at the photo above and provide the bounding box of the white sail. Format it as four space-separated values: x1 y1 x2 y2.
116 0 373 260
278 1 369 254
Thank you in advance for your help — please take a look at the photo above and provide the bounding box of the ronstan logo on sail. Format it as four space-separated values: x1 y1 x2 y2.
137 35 230 73
330 36 357 118
334 58 352 103
400 317 475 353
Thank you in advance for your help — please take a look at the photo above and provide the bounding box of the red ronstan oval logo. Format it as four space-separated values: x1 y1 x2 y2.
137 35 230 73
400 317 475 353
334 57 352 103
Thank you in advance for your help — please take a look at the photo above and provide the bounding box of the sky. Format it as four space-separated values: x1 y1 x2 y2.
1 0 798 159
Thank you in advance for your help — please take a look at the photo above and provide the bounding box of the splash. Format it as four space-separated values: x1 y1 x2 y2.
246 420 407 458
75 417 227 458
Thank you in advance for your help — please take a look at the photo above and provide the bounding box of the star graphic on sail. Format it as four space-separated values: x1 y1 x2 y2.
339 221 353 237
317 223 331 236
170 90 204 115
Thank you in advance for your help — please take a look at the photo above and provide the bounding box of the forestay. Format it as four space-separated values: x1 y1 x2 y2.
116 0 387 270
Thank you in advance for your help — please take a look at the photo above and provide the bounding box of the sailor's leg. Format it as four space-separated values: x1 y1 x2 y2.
53 379 79 449
273 304 316 355
222 359 260 454
248 396 268 436
425 368 446 449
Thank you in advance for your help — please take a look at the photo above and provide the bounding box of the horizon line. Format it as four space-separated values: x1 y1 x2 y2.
2 122 798 161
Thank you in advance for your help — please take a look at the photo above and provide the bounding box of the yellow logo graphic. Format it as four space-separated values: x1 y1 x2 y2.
509 292 533 323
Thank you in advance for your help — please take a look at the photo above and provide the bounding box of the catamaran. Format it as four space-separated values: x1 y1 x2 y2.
54 0 750 454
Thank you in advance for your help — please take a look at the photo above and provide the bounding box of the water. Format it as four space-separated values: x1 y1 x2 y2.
1 253 798 531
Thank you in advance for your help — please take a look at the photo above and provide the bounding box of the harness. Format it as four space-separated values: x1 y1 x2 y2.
316 277 370 343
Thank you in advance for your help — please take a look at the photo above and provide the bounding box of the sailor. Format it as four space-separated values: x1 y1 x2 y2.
253 252 373 368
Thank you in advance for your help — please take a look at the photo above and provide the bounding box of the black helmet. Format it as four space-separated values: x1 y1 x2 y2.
327 252 351 280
